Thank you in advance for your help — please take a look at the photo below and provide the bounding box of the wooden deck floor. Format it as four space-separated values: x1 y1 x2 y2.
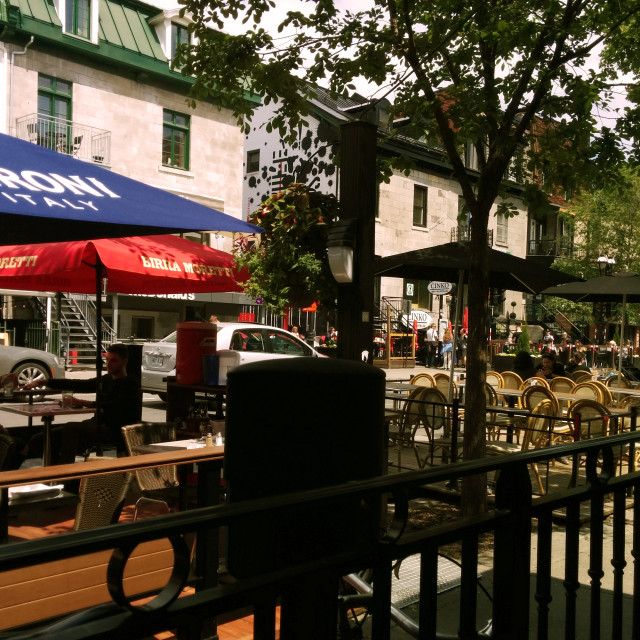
6 500 279 640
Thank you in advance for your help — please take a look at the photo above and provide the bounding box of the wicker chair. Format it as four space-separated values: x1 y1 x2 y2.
572 382 603 403
409 373 436 387
549 377 575 394
415 387 462 466
433 373 458 401
486 371 504 392
486 400 555 495
73 472 133 531
121 422 185 514
520 377 550 390
501 371 524 390
570 370 593 383
606 374 631 389
567 399 610 440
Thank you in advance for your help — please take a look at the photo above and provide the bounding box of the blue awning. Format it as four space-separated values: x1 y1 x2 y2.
0 133 262 244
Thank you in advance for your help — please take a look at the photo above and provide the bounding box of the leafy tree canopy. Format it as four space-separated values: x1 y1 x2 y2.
178 0 640 223
556 166 640 278
179 0 640 514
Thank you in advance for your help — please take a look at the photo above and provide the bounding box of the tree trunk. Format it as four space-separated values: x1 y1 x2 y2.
461 208 490 516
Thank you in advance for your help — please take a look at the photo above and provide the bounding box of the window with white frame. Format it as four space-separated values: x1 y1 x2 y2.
496 211 508 245
171 23 190 65
56 0 98 42
413 185 427 228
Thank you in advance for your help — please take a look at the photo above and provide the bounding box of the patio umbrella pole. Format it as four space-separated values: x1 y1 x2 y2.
448 269 465 398
94 257 103 456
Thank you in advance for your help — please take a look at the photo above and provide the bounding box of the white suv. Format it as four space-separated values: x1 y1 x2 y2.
141 322 326 399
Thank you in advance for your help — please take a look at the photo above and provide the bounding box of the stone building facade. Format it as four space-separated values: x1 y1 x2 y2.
0 0 255 341
242 88 531 332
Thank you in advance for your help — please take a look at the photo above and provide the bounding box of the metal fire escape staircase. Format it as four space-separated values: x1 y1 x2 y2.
55 294 116 368
373 297 416 368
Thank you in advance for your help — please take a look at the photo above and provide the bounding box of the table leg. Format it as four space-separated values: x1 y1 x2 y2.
42 416 52 467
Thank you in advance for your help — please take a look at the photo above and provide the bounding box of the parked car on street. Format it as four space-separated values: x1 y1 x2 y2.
141 322 326 399
0 344 66 386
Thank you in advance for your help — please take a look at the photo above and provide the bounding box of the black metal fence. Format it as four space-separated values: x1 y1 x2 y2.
1 426 640 639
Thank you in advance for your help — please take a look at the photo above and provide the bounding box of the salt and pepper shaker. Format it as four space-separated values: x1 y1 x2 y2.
205 433 213 447
216 432 223 446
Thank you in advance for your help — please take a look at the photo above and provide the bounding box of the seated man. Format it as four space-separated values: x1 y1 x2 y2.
24 343 142 464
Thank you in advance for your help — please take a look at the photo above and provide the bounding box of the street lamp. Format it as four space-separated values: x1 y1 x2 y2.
597 255 616 276
327 219 357 284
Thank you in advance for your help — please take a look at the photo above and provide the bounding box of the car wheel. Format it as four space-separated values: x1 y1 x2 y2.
12 362 50 387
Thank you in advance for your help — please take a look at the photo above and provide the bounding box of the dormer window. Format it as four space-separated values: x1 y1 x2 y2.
149 10 197 67
55 0 99 42
66 0 90 38
171 23 190 61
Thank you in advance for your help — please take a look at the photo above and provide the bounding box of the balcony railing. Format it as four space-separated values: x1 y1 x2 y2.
527 236 574 258
451 227 494 246
15 114 111 165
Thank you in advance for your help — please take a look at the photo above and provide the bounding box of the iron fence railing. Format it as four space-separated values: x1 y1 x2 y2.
24 321 61 355
15 114 111 165
0 401 638 639
450 227 494 246
527 236 574 258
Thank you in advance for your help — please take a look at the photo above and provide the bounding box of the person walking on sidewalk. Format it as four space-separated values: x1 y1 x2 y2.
426 323 438 367
441 327 453 369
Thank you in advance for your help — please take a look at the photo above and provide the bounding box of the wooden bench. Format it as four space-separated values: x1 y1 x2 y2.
0 448 223 631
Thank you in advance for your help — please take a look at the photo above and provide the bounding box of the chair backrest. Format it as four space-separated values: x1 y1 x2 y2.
501 371 523 390
484 382 498 406
567 399 610 439
522 384 559 416
549 377 575 394
606 374 631 389
520 377 550 390
73 472 132 531
572 381 602 403
121 422 179 491
418 387 448 433
486 371 504 390
433 374 457 401
523 399 556 450
570 370 592 383
589 380 613 407
618 394 640 410
410 373 435 387
398 387 428 434
0 434 16 471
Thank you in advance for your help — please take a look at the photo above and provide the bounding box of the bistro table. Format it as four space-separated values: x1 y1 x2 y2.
0 402 95 466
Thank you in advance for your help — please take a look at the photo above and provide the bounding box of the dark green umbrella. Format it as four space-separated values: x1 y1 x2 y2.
542 272 640 377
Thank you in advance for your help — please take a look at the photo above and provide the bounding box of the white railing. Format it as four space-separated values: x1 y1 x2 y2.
15 114 111 165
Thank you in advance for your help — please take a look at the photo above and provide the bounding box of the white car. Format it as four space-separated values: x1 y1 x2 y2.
0 344 66 386
141 322 326 398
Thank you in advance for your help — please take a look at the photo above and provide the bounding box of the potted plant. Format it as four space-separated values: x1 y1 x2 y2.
234 183 339 313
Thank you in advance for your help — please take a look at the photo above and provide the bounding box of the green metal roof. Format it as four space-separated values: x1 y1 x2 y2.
0 0 261 105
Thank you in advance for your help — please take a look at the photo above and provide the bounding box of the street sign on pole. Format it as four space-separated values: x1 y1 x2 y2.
427 281 453 295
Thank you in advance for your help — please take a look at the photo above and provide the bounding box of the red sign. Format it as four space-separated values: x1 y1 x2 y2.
238 313 255 322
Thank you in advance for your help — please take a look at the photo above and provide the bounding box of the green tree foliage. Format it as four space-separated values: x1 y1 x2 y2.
559 167 640 278
177 0 640 513
234 183 338 313
515 323 531 354
551 167 640 325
